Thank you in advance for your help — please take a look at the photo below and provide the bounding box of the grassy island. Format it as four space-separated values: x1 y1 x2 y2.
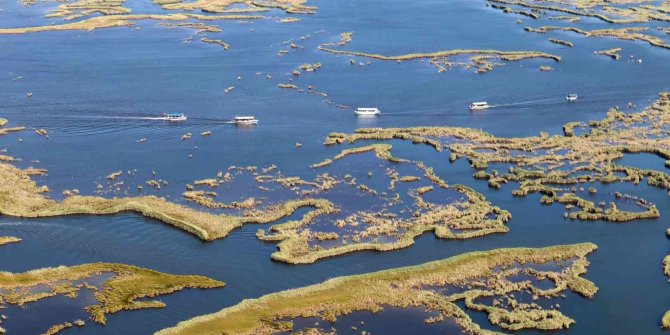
156 243 597 335
0 161 337 242
0 262 224 332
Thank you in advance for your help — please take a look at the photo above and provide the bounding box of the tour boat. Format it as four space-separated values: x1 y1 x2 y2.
566 94 578 102
233 116 259 125
161 113 187 122
469 102 489 111
355 107 381 116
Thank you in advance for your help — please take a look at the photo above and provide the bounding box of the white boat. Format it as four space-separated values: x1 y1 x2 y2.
233 116 259 125
469 102 489 111
355 107 381 116
161 113 187 122
566 94 578 102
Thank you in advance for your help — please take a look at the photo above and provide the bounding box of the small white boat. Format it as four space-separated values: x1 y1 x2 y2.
355 107 381 116
233 116 259 126
566 94 578 102
161 113 187 122
469 101 489 111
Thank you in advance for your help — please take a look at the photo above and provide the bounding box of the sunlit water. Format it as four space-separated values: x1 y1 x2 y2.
1 0 670 333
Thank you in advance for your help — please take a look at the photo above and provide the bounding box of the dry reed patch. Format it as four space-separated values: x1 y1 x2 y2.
322 92 670 223
0 263 224 331
0 236 21 246
155 243 597 335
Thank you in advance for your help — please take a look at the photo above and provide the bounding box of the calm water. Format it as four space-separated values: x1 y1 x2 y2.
1 0 670 333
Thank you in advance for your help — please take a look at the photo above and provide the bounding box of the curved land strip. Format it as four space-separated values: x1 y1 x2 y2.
0 263 224 332
319 45 561 73
525 26 670 50
0 14 263 35
0 118 26 136
595 47 622 60
0 236 21 246
156 243 598 335
488 0 670 24
324 92 670 223
155 0 317 14
310 143 406 168
0 161 333 241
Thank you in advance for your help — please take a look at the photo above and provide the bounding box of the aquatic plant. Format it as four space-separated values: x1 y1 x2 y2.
0 161 342 241
549 38 574 47
201 37 230 50
318 46 561 74
595 48 622 60
526 26 670 50
155 243 597 335
0 263 224 332
0 14 263 35
320 92 670 225
0 236 21 246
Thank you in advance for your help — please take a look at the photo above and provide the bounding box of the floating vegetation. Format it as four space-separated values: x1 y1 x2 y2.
0 161 348 242
201 37 230 50
323 92 670 223
0 263 224 332
490 3 541 19
319 35 560 74
156 243 598 335
251 144 510 264
299 62 322 72
0 119 26 136
490 0 670 24
278 83 298 89
0 0 311 47
549 38 574 47
595 48 622 60
0 14 260 35
0 236 21 246
525 26 670 50
279 17 301 23
35 129 49 138
157 0 316 14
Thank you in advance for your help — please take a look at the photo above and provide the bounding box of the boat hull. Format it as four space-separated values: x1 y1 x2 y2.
234 120 259 126
355 112 380 116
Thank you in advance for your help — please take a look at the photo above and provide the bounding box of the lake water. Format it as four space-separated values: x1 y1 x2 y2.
1 0 670 333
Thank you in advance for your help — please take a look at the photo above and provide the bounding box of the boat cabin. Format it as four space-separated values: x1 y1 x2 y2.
469 102 489 111
355 107 381 116
163 113 187 122
233 116 259 125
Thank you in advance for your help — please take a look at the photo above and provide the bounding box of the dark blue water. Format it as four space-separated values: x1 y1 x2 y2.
1 0 670 333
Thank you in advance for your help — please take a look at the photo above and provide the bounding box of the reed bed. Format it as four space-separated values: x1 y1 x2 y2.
322 92 670 224
595 47 622 60
0 263 224 331
318 46 560 73
0 162 333 241
549 38 574 47
0 236 21 246
155 243 597 335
